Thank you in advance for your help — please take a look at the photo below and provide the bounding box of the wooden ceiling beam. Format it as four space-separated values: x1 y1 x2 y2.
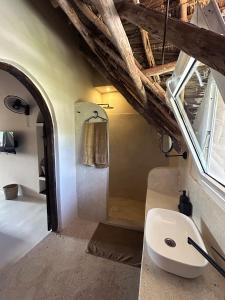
92 54 182 141
132 0 159 82
74 0 111 40
74 1 166 104
94 38 166 104
54 0 181 142
75 1 143 72
92 39 179 131
143 61 177 77
179 0 188 22
93 0 147 104
140 29 160 82
116 1 225 77
55 0 143 107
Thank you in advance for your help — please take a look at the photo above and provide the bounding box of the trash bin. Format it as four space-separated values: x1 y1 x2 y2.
3 184 18 200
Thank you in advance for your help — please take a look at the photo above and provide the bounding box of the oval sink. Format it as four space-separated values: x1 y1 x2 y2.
145 208 208 278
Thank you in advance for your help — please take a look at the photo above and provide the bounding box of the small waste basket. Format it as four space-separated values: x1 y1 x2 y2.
3 184 18 200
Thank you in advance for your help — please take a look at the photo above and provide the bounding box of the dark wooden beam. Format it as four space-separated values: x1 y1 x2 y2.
116 1 225 77
75 1 163 100
94 0 147 103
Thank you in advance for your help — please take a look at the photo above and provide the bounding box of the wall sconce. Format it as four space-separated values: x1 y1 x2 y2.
98 103 114 109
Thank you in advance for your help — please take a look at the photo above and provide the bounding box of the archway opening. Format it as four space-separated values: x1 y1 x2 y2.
0 62 58 232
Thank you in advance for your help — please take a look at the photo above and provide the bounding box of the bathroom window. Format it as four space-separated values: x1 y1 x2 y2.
168 60 225 189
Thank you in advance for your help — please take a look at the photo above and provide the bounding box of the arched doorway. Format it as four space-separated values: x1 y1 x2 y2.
0 62 58 231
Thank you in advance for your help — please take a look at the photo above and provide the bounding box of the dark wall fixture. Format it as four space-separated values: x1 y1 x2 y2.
161 133 188 159
0 131 17 154
4 95 30 115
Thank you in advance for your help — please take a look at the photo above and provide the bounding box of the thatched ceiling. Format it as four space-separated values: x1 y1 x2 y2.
50 0 225 148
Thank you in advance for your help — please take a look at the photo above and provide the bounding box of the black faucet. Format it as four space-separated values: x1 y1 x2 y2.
188 237 225 278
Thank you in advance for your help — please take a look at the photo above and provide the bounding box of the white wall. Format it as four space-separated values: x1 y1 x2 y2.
75 101 108 222
0 0 98 228
0 70 40 197
179 157 225 264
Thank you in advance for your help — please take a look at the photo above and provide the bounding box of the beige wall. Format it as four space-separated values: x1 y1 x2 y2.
0 70 40 198
101 92 168 202
0 0 98 228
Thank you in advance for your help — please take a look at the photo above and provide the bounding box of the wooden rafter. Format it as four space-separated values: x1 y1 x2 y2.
179 0 188 22
75 0 111 40
53 0 181 142
132 0 159 82
75 0 165 102
84 46 180 137
140 29 160 82
94 39 167 104
93 0 147 104
55 0 166 105
116 1 225 77
143 61 177 77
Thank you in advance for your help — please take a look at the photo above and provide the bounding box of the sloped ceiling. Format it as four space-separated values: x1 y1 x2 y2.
50 0 225 148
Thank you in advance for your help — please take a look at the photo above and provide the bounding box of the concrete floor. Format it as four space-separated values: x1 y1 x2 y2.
0 218 140 300
0 192 48 269
108 197 145 229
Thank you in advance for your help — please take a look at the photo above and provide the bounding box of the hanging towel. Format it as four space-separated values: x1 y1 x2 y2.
94 122 109 168
82 122 95 166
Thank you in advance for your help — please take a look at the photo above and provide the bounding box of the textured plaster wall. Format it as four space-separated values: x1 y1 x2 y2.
0 0 98 228
101 92 169 202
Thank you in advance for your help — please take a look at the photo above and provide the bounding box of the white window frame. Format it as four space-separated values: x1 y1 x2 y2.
167 65 225 209
166 0 225 209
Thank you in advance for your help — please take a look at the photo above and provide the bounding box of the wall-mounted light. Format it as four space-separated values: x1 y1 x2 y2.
95 85 117 94
98 103 114 109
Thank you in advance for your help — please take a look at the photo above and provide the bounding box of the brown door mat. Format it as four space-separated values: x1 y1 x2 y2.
86 223 143 268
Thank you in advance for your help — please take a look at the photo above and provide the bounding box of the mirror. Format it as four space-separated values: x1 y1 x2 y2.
160 134 188 159
161 134 173 154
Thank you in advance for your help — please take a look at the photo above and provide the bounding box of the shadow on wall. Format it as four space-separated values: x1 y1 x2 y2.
25 0 80 40
25 0 90 85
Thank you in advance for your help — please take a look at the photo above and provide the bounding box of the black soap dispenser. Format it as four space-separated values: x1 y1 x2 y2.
178 190 192 217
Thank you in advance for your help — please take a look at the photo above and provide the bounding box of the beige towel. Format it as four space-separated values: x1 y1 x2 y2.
82 121 108 168
94 122 108 168
82 122 95 166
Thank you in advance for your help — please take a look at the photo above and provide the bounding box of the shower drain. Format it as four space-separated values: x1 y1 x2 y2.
164 238 176 248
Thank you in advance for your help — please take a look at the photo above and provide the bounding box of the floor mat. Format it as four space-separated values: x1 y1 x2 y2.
86 223 143 267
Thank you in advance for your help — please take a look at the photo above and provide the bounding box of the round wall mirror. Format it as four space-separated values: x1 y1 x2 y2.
161 134 173 154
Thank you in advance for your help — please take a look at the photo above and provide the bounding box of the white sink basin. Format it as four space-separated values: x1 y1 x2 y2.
145 208 208 278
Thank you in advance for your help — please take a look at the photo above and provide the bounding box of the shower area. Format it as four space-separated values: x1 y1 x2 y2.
75 91 168 229
105 91 168 229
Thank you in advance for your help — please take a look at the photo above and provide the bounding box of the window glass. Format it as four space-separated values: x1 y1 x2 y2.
207 90 225 183
175 62 225 186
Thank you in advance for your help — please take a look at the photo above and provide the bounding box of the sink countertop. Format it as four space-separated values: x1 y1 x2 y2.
139 188 225 300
